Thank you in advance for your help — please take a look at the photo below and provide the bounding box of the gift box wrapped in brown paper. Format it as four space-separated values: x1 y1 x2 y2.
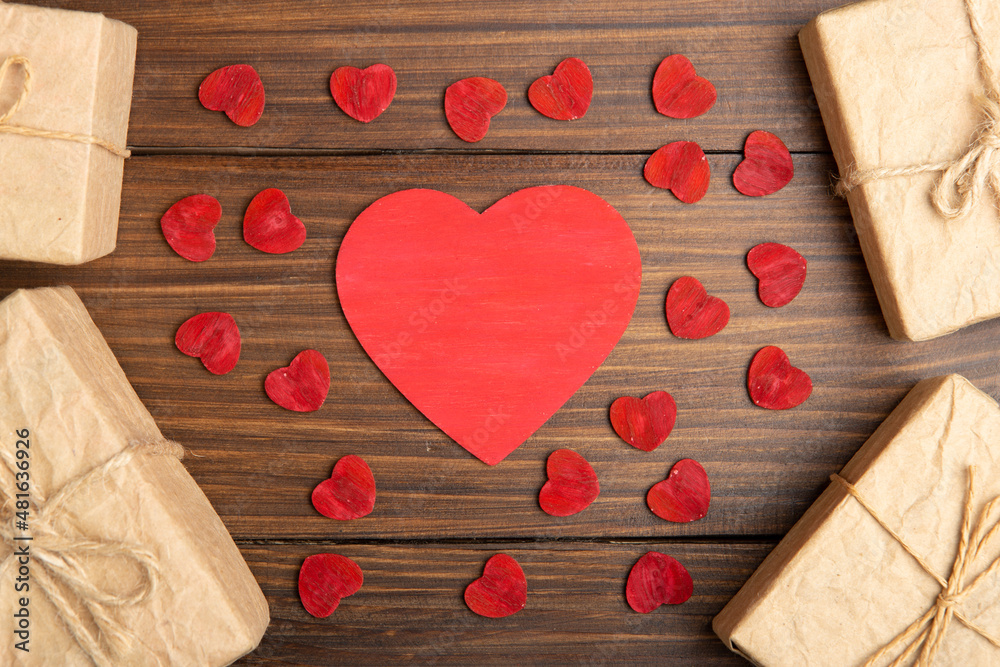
0 2 136 265
799 0 1000 341
0 286 269 666
714 374 1000 666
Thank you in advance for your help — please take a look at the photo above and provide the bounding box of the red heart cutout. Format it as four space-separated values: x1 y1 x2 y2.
444 77 508 142
175 312 240 375
312 455 376 520
243 188 306 254
265 350 330 412
160 194 221 262
336 186 641 465
528 57 592 121
330 64 397 123
644 142 710 204
666 276 729 339
748 345 811 410
647 459 710 522
298 553 363 618
733 131 794 196
747 242 807 308
609 391 676 452
652 54 717 119
198 64 265 127
464 553 527 618
626 551 693 613
539 449 599 516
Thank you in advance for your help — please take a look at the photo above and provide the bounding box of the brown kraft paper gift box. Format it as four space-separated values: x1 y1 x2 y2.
0 286 269 666
714 374 1000 666
799 0 1000 341
0 1 136 265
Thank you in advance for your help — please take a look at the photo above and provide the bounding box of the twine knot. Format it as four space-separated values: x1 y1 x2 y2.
0 55 130 158
1 439 184 667
935 592 963 610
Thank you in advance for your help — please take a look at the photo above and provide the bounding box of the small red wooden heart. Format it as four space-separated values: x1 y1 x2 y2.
652 54 716 119
298 553 363 618
666 276 729 339
647 459 710 522
626 551 693 613
160 194 221 262
243 188 306 254
609 391 676 452
733 131 794 196
644 142 710 204
175 312 240 375
330 64 397 123
539 449 599 516
444 77 508 142
312 455 376 521
528 57 592 121
748 345 811 410
464 553 527 618
198 64 265 127
265 350 330 412
747 243 807 308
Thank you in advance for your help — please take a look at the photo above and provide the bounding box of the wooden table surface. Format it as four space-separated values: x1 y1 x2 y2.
6 0 999 664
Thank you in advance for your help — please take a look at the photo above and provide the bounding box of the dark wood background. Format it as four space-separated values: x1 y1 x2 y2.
5 0 998 664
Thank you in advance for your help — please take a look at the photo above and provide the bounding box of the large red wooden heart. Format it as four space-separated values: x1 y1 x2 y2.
337 186 641 465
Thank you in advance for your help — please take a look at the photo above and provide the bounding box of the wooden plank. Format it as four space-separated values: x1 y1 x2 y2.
5 153 1000 542
26 0 841 152
233 540 771 665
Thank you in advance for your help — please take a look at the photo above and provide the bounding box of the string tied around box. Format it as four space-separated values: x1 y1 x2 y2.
0 54 131 159
0 438 184 667
830 467 1000 666
834 0 1000 220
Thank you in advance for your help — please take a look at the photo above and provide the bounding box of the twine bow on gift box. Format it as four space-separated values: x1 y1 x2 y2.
835 0 1000 220
0 439 184 667
0 54 131 158
831 467 1000 667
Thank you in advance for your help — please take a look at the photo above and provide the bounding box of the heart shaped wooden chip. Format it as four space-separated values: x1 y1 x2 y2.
330 64 397 123
748 345 812 410
265 349 331 412
647 459 710 522
644 141 710 204
243 188 306 254
747 242 807 307
312 455 376 521
444 77 508 142
626 551 693 613
733 130 794 196
198 64 266 127
160 194 222 262
465 553 527 618
652 54 716 119
175 312 241 375
666 276 730 339
539 449 599 517
609 391 677 452
528 57 593 121
298 553 363 618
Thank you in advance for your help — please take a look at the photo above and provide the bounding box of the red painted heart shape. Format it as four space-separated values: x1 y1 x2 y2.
733 131 794 196
198 64 265 127
160 194 221 262
609 391 676 452
243 188 306 254
330 64 397 123
747 242 807 308
175 312 240 375
652 54 716 119
666 276 729 339
647 459 710 522
444 77 508 142
644 142 710 204
298 553 363 618
336 186 641 465
312 455 376 520
626 551 693 613
528 57 592 121
265 349 330 412
465 553 527 618
539 449 599 516
748 345 811 410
